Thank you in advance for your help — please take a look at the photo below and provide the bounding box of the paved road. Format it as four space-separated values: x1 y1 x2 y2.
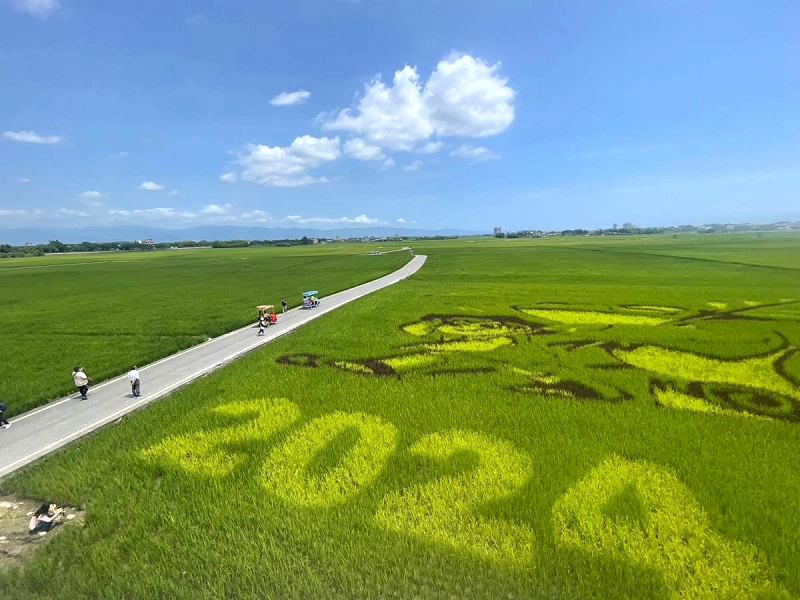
0 254 426 479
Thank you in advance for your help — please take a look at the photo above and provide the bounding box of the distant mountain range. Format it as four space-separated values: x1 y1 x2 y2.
0 226 479 246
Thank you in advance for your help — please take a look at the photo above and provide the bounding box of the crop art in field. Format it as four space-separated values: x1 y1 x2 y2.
275 300 800 421
553 456 789 598
139 401 789 591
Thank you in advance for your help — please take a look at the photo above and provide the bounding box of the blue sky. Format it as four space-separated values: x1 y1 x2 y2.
1 0 798 233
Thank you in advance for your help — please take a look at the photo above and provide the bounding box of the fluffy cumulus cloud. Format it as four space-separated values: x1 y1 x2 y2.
450 144 499 162
343 138 386 161
323 66 433 151
11 0 59 18
423 55 514 137
270 90 311 106
138 181 164 191
235 135 340 187
3 130 63 144
322 54 514 151
222 54 511 185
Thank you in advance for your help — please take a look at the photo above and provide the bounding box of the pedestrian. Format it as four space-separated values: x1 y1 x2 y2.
281 298 288 313
257 317 266 336
0 402 10 429
28 503 64 535
72 366 90 400
128 366 141 398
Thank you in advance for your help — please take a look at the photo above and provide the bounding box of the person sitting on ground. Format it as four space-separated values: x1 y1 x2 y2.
28 503 63 535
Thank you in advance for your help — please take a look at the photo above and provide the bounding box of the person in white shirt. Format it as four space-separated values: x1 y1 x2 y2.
128 366 140 398
29 503 63 535
72 366 90 400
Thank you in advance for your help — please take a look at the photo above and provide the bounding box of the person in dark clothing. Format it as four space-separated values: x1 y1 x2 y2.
29 503 63 535
281 298 288 313
0 402 9 429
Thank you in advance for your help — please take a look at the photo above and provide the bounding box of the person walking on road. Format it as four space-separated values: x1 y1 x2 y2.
128 366 141 398
281 298 288 314
0 402 10 429
72 366 90 400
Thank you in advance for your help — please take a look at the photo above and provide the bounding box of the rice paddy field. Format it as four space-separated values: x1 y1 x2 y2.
0 246 408 416
1 233 799 599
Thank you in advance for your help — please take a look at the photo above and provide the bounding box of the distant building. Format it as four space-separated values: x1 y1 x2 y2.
493 226 503 236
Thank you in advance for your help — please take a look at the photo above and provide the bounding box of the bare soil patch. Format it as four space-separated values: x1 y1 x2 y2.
0 494 84 571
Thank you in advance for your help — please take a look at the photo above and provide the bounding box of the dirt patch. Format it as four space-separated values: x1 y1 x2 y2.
0 494 85 571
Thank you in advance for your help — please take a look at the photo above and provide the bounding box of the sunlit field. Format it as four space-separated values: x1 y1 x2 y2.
1 233 799 598
0 245 408 416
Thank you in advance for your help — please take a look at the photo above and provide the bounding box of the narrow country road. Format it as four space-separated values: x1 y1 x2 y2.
0 254 427 479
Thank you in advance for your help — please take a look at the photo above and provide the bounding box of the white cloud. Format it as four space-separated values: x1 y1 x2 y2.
270 90 311 106
58 208 90 217
10 0 59 18
403 160 423 172
241 209 272 223
109 207 197 221
382 158 395 169
395 217 414 224
418 141 443 154
200 203 233 215
169 189 179 196
284 213 381 226
450 144 499 162
138 181 164 191
322 54 514 150
236 135 340 187
17 177 31 183
220 172 238 183
79 190 104 206
3 130 63 144
0 209 29 217
343 138 386 161
424 55 514 137
323 66 432 151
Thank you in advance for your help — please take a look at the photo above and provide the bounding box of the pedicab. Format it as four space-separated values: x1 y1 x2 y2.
256 304 278 325
302 291 320 309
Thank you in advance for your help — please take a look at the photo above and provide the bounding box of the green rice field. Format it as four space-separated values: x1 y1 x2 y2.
1 233 799 598
0 246 408 416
